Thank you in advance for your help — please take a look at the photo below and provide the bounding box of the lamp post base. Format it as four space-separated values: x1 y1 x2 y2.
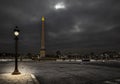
12 70 21 75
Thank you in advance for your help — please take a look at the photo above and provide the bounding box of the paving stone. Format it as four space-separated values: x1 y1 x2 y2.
0 73 35 84
115 79 120 82
104 81 118 84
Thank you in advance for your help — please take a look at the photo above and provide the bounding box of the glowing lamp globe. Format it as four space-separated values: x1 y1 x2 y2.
14 26 20 36
14 31 19 36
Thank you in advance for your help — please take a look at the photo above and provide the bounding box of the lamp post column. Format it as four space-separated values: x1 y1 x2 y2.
15 36 19 72
12 26 21 75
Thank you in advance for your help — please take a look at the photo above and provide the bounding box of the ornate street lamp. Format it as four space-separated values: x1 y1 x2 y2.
12 26 21 75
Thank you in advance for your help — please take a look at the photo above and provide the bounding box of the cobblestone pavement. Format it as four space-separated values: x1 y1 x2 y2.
0 73 35 84
103 79 120 84
0 61 120 84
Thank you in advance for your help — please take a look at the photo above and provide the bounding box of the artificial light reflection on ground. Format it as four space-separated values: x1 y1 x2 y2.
0 73 34 84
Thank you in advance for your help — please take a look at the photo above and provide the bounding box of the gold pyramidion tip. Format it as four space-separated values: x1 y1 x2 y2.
42 16 45 21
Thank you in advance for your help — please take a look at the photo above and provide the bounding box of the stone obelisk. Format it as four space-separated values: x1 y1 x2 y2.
40 16 46 57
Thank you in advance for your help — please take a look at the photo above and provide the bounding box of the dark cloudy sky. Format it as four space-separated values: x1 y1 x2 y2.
0 0 120 54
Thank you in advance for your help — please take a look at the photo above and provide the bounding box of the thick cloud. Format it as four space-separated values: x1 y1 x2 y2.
0 0 120 53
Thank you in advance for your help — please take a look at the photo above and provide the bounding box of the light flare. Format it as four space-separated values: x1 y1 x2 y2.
54 2 66 10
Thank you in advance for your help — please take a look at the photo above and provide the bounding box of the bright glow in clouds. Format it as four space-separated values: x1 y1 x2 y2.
54 2 65 10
